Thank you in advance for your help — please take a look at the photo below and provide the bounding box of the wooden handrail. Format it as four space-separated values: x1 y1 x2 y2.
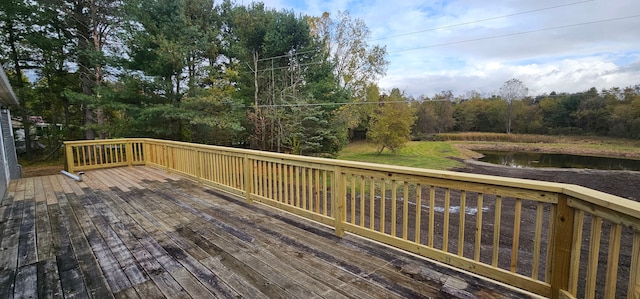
63 138 640 299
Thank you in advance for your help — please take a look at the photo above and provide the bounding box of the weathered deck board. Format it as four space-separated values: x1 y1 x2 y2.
0 166 534 298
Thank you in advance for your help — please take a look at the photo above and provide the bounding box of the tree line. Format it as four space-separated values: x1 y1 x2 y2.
2 0 639 160
0 0 387 158
413 84 640 140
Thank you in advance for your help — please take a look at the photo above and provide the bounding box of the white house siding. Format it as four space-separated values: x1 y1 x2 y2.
0 66 21 199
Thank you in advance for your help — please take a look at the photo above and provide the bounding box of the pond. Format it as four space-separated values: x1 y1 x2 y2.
477 150 640 171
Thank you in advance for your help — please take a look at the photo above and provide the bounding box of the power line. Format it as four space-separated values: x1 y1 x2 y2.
388 14 640 53
248 99 450 109
256 49 320 62
371 0 595 41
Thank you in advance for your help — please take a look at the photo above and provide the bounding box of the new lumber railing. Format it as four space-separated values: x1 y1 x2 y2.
64 138 640 299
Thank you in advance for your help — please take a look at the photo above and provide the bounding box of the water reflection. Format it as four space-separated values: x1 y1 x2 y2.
477 151 640 171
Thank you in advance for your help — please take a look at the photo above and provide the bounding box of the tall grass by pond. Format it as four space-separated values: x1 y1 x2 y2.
436 132 640 146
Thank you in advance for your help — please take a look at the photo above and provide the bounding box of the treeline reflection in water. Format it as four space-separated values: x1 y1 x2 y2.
478 151 640 171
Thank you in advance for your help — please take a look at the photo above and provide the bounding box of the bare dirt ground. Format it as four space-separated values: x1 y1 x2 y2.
451 143 640 201
21 164 63 178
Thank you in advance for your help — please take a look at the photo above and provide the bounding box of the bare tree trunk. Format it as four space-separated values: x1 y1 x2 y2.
92 0 105 139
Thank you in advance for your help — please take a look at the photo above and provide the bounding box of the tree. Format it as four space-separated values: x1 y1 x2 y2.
311 11 388 131
367 88 415 154
499 78 528 134
65 0 122 140
0 0 37 157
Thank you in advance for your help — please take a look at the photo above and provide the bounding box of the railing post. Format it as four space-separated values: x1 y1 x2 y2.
244 155 253 204
333 166 346 237
64 143 74 173
550 194 575 299
126 141 133 167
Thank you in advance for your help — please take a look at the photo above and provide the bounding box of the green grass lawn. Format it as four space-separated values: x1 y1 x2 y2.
337 141 466 170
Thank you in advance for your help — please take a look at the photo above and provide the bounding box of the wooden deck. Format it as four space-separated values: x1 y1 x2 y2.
0 166 535 298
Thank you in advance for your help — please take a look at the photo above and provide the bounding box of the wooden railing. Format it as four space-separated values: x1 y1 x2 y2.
64 138 640 299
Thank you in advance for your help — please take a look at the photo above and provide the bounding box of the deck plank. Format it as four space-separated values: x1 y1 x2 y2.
36 201 55 261
47 200 90 298
17 194 37 267
155 181 430 298
145 186 395 298
126 166 168 183
34 177 46 203
139 186 346 298
108 168 145 190
131 279 166 298
55 175 74 194
13 263 37 298
0 270 16 298
36 259 63 299
64 190 134 294
0 200 23 272
56 192 115 298
156 184 392 298
111 189 241 298
1 167 535 299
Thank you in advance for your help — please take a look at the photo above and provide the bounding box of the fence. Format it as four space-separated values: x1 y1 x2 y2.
64 138 640 299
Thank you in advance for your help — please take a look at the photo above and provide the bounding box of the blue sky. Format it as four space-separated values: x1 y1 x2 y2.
254 0 640 97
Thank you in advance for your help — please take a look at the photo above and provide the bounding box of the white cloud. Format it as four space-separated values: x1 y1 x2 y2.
380 56 640 97
246 0 640 97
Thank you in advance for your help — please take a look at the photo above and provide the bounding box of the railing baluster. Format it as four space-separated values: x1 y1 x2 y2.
532 202 544 280
360 177 365 226
323 171 328 216
350 174 356 224
239 156 243 188
629 232 640 299
295 166 300 207
428 186 435 247
458 190 466 256
391 180 397 237
334 167 345 237
380 178 386 234
228 153 233 187
307 167 313 211
585 216 603 299
93 144 98 166
314 169 320 213
196 150 202 184
284 164 290 205
402 182 408 240
568 210 585 295
443 188 451 252
474 193 483 262
604 223 621 298
276 163 282 203
369 177 375 230
492 195 502 267
301 167 307 210
511 198 522 272
269 162 275 200
258 161 267 197
415 184 422 244
244 155 252 203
